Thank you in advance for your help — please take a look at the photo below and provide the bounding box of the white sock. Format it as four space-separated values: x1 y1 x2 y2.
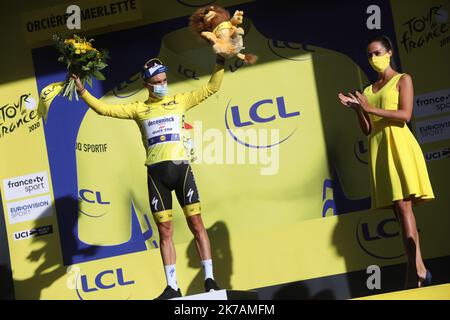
164 264 178 290
202 259 214 280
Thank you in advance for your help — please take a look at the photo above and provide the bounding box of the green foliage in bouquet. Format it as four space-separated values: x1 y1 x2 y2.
53 34 109 100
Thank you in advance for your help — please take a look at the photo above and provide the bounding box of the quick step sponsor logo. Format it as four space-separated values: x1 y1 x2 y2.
13 225 53 241
7 194 53 224
3 171 50 201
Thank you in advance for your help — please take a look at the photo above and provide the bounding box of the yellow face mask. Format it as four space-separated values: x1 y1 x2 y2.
369 53 391 72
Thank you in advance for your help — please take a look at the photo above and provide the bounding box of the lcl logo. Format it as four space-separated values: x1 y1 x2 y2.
225 96 300 148
178 65 199 80
80 268 134 293
113 74 142 99
356 216 405 260
229 96 300 127
354 139 368 165
78 189 110 218
72 267 135 300
176 0 217 7
79 189 110 204
268 39 315 61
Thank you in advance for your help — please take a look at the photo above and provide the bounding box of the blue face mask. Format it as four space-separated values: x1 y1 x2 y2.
152 83 168 98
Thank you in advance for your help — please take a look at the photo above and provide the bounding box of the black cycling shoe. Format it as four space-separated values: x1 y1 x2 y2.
205 278 221 292
155 286 182 300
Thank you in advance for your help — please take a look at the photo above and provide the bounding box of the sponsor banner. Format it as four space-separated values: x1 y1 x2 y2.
1 0 449 300
12 203 450 299
143 115 181 146
0 93 40 140
75 142 108 153
22 0 143 44
3 171 50 201
415 115 450 144
392 1 449 86
21 0 257 46
13 225 53 241
424 147 450 161
414 88 450 118
6 194 53 224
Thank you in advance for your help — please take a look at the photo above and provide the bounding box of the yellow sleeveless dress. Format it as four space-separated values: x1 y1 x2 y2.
363 73 435 209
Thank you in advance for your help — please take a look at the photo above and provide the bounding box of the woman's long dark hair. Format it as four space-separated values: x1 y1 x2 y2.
367 35 398 71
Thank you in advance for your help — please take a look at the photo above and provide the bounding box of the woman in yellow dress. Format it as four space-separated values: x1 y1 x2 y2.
337 35 434 289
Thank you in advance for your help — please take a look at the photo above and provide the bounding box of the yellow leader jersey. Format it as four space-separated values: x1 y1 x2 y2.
80 64 224 166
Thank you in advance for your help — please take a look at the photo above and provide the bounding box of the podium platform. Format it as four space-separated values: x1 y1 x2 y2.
354 283 450 300
172 289 259 300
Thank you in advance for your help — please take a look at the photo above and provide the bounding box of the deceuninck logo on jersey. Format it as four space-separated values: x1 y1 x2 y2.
144 115 181 146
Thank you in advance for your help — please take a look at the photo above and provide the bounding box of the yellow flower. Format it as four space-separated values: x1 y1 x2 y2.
75 49 81 54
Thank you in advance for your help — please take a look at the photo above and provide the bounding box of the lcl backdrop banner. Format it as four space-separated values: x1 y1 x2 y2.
0 0 449 299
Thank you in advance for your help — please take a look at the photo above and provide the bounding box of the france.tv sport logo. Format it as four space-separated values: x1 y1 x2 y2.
3 171 50 201
6 176 45 193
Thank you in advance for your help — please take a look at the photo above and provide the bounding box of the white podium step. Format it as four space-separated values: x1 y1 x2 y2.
172 289 259 300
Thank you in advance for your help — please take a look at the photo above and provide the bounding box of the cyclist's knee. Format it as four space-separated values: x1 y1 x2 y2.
157 221 173 240
187 214 205 235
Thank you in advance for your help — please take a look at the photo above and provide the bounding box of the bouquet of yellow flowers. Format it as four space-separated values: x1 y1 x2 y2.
53 34 109 101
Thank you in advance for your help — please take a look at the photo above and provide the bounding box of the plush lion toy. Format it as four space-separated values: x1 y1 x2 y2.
189 5 257 64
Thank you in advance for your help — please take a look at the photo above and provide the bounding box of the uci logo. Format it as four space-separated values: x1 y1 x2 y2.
74 268 135 300
425 148 450 161
268 39 315 61
354 138 368 165
176 0 217 7
225 96 300 148
14 231 33 240
78 189 110 218
356 215 404 260
113 74 142 98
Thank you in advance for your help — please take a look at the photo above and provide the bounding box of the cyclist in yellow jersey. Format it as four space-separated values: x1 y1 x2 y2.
338 35 434 289
72 54 225 299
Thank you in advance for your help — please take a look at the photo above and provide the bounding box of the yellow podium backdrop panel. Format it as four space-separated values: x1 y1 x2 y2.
0 0 449 299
